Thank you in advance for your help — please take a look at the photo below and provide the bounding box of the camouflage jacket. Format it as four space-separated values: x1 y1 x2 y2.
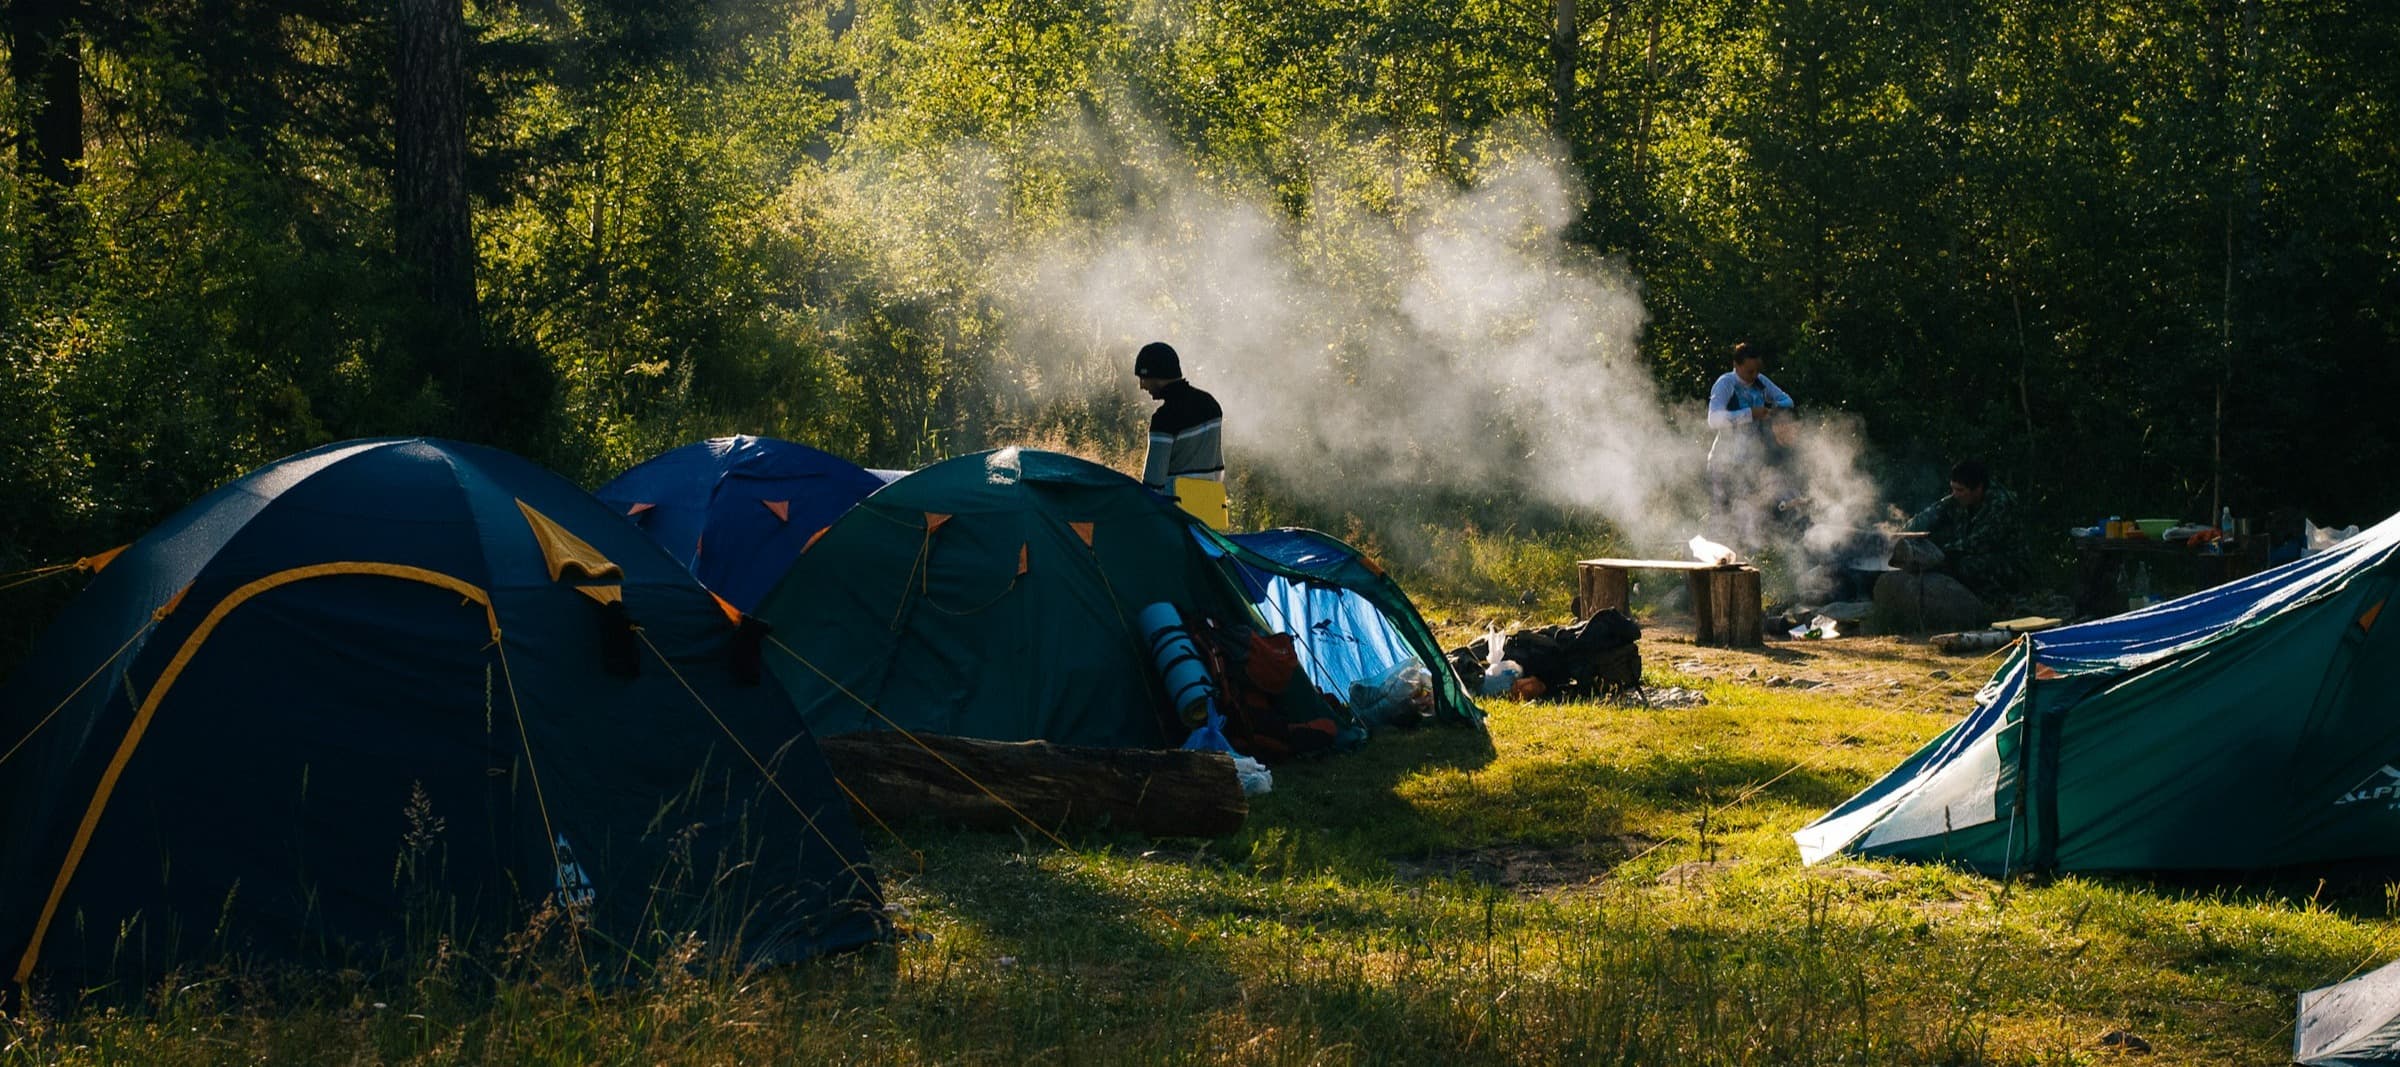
1904 484 2026 592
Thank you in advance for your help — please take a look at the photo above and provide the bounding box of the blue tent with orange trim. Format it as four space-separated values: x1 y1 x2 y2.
595 436 888 611
0 438 882 993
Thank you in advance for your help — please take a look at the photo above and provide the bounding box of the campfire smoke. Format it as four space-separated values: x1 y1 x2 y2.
887 115 1890 598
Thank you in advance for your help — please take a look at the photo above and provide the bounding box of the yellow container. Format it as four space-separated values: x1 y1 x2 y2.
1174 477 1230 531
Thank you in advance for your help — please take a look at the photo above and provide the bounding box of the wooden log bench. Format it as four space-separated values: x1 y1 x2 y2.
1574 558 1763 648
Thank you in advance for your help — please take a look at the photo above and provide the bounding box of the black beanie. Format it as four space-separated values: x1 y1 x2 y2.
1134 341 1181 379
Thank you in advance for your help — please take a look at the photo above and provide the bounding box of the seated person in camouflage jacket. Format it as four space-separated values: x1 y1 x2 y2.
1904 459 2027 603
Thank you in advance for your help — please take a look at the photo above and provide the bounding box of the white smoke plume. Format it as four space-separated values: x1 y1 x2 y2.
807 105 1887 597
984 130 1883 583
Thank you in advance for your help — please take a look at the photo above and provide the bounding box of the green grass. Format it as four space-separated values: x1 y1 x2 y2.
9 653 2397 1064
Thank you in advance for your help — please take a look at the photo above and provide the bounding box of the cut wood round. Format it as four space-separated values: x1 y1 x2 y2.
816 731 1247 838
1686 566 1762 648
1574 562 1632 619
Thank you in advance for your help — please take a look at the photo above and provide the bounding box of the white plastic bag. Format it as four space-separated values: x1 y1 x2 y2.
1232 755 1273 796
1789 614 1840 640
1689 534 1738 567
2305 519 2361 555
1349 662 1434 728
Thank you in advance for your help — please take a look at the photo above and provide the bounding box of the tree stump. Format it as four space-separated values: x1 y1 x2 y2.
816 731 1247 837
1687 566 1763 647
1574 562 1632 618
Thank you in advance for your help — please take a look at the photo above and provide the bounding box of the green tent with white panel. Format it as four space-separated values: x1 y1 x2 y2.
1797 512 2398 873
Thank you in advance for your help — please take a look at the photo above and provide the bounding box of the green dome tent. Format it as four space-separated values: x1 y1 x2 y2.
0 439 883 995
753 448 1477 752
1796 510 2399 873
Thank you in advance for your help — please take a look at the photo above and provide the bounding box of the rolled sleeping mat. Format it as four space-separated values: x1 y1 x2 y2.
1139 602 1216 726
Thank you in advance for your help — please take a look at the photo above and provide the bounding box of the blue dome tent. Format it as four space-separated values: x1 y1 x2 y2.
595 436 889 611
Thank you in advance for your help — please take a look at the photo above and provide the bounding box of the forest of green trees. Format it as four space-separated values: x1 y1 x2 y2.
4 0 2395 578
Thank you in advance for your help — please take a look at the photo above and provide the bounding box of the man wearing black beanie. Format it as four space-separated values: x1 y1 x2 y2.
1134 341 1224 499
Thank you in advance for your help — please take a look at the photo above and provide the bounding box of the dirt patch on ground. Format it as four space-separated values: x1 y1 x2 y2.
1392 836 1660 894
1644 623 2005 711
1809 864 1896 883
1650 859 1897 888
1425 615 2007 713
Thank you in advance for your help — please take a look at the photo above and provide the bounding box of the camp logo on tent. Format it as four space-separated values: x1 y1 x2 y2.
553 833 597 911
2333 765 2400 809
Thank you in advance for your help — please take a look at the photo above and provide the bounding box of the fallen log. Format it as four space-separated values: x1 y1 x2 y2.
815 731 1247 837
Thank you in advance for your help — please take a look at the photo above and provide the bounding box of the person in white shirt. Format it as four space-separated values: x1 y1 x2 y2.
1705 341 1796 546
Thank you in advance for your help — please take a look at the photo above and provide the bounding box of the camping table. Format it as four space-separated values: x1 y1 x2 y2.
1574 558 1762 648
2071 535 2270 619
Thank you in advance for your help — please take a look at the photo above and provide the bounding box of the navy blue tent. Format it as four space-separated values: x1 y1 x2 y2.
0 439 882 994
595 436 888 611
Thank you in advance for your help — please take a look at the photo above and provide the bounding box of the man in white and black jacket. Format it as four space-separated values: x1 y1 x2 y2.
1134 341 1223 495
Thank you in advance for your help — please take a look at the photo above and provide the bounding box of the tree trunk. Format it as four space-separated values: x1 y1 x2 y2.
1632 11 1659 180
1550 0 1578 139
1595 1 1620 102
2012 291 2037 471
7 0 82 191
816 732 1249 838
393 0 483 429
8 0 84 266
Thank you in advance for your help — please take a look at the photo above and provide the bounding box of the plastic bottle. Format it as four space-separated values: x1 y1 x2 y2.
2130 562 2152 610
1479 660 1523 697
